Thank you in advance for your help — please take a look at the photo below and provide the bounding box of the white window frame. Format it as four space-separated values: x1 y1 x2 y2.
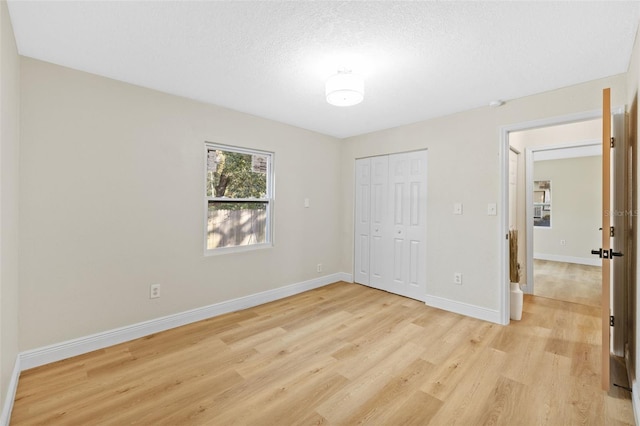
204 142 274 255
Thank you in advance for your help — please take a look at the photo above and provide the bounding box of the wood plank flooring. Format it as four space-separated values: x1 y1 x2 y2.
11 282 634 425
534 259 601 307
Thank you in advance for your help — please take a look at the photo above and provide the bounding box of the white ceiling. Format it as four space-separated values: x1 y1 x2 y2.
7 1 640 138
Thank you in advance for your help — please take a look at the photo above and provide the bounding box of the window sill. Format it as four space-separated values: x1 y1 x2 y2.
204 242 273 256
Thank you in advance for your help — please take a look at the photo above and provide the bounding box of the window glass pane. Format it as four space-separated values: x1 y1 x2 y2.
206 149 267 198
207 201 267 249
533 180 551 227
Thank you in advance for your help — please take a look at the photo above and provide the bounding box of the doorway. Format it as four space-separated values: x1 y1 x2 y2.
502 102 630 395
528 138 603 307
502 109 627 353
509 119 603 306
529 142 602 307
501 111 603 325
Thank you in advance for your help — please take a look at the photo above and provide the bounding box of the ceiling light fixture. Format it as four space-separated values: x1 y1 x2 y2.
326 69 364 107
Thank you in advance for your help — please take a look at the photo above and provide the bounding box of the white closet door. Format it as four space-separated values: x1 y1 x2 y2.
387 151 428 301
369 155 389 290
354 151 427 302
354 158 371 285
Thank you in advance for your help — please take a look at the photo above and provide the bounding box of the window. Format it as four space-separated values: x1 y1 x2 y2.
205 143 273 253
533 180 551 228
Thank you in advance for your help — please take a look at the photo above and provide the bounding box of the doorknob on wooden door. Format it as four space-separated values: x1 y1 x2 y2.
591 248 624 258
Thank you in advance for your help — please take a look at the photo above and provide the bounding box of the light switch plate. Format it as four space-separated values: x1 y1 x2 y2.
453 203 463 215
487 203 497 216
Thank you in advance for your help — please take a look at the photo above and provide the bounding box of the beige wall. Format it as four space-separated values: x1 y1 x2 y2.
19 58 344 350
341 75 626 313
0 0 20 410
509 119 601 282
532 156 601 262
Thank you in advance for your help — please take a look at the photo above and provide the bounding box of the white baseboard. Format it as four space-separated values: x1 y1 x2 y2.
0 356 20 426
424 294 501 324
534 252 601 267
20 272 352 371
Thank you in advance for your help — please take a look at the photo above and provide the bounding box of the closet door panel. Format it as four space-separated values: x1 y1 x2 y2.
369 156 389 289
404 151 428 298
389 154 408 291
354 158 371 285
388 151 427 300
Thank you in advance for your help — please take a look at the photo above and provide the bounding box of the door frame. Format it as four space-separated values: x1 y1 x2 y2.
499 107 623 324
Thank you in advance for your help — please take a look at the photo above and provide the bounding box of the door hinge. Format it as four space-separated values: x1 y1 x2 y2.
611 137 615 148
610 226 615 237
610 315 615 327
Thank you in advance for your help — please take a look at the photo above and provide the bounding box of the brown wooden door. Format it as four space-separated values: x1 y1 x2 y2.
601 91 629 390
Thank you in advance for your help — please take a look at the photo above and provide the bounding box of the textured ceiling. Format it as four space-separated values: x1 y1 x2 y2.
7 1 640 138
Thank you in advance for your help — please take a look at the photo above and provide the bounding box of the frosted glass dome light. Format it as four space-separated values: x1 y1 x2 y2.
326 70 364 107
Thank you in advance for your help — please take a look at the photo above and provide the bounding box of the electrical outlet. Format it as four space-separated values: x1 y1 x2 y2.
150 284 161 299
454 272 462 285
317 263 323 273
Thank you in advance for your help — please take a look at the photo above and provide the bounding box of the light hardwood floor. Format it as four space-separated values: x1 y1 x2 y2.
534 259 601 307
11 282 634 425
